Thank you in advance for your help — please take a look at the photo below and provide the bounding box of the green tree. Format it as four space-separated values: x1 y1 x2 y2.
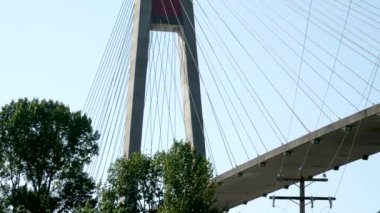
97 141 218 213
0 98 99 212
160 141 217 213
98 153 163 213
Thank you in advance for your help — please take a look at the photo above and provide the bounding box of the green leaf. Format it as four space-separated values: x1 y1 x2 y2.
0 98 99 212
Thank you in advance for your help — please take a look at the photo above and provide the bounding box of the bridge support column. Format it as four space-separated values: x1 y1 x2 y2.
178 0 205 157
124 0 205 157
124 0 152 157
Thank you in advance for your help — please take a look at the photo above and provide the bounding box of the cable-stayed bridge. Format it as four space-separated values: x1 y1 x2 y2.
83 0 380 211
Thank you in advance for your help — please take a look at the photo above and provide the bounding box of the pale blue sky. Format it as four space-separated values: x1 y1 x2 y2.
1 0 379 212
0 0 121 109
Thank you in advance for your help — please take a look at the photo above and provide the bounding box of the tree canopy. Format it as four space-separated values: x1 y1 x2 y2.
160 142 217 213
97 141 218 213
0 98 99 212
98 153 163 213
0 99 218 212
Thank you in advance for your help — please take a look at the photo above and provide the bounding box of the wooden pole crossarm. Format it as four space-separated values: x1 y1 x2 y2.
269 196 336 201
276 177 328 182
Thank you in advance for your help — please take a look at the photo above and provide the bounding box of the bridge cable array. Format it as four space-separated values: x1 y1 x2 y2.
83 2 380 205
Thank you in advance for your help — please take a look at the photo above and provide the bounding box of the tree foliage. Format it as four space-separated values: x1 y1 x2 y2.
0 98 99 212
98 153 163 213
160 142 217 213
98 141 218 213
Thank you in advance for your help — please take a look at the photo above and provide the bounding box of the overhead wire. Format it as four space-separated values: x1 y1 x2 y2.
150 30 165 154
141 32 153 153
201 0 289 146
152 0 185 155
332 0 380 28
226 0 331 133
196 6 284 150
214 0 336 180
260 0 380 97
243 0 339 125
258 0 373 183
194 1 268 154
306 0 380 54
131 0 220 170
92 11 133 181
85 0 380 187
341 0 380 20
156 0 187 152
237 0 337 124
84 2 131 157
287 0 314 141
170 0 237 167
284 0 379 66
99 28 132 181
151 24 178 150
213 0 311 134
142 32 156 154
325 67 378 209
252 1 348 121
226 5 366 185
83 0 132 115
267 1 362 113
161 31 175 150
89 3 133 129
358 52 380 108
315 0 354 128
360 0 380 11
156 29 170 152
86 0 134 179
149 31 163 155
323 0 380 31
195 22 253 159
330 52 380 208
312 0 380 51
279 0 318 180
249 0 379 205
184 4 255 159
283 2 378 106
224 1 380 209
161 32 173 150
168 3 220 168
167 33 186 144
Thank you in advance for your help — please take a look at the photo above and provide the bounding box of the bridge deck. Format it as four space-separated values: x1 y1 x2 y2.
214 104 380 209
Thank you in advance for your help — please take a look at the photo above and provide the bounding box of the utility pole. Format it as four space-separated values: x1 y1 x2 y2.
124 0 205 157
270 176 336 213
300 177 305 213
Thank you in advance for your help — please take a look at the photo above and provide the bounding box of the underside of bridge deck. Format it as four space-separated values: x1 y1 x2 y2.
214 104 380 210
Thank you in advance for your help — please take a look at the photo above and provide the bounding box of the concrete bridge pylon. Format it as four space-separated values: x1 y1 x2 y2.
124 0 205 157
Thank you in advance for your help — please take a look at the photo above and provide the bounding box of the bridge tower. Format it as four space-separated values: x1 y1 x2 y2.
124 0 205 157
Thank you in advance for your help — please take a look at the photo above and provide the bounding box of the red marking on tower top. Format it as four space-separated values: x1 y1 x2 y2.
152 0 182 21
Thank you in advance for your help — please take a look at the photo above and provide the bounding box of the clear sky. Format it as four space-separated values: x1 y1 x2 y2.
0 0 122 109
1 0 379 212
